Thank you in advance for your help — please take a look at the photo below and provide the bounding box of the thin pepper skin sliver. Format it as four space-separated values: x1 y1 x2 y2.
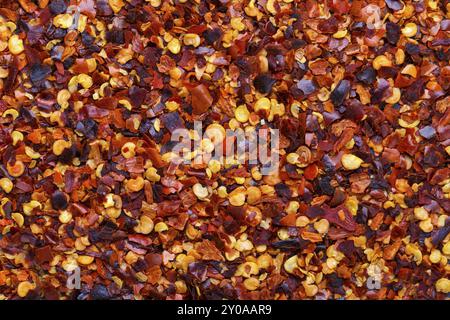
0 0 449 300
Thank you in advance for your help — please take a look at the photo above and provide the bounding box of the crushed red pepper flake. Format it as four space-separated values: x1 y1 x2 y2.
0 0 449 300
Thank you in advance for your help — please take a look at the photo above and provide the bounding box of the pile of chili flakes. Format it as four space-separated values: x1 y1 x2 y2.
0 0 449 300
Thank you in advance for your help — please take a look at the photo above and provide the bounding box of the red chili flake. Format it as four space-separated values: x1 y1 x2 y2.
0 0 448 302
189 84 213 115
34 246 54 265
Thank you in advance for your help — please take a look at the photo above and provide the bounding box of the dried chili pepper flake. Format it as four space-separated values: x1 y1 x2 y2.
330 80 351 106
253 74 277 94
190 84 213 115
51 190 68 210
386 0 405 11
49 0 67 14
294 79 317 98
356 67 376 85
418 126 436 139
386 22 401 45
160 112 184 133
34 246 54 264
28 64 52 85
0 0 446 301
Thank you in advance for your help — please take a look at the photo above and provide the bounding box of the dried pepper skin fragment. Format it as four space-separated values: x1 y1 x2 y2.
0 0 448 302
51 191 68 210
34 246 54 265
190 84 213 115
385 0 404 11
254 74 277 94
386 22 401 45
29 64 52 85
330 80 351 106
292 79 317 98
49 0 67 14
357 67 376 85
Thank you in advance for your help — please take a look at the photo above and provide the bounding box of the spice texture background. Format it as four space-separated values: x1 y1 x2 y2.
0 0 449 300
